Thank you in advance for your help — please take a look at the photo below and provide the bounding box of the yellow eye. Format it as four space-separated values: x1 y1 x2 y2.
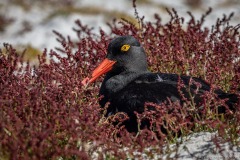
121 44 130 52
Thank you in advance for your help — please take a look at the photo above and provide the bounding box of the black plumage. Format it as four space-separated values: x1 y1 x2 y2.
82 35 239 132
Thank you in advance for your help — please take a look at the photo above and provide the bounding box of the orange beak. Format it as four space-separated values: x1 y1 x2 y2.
81 58 116 86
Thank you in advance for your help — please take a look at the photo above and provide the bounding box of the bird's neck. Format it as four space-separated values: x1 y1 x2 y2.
101 69 149 94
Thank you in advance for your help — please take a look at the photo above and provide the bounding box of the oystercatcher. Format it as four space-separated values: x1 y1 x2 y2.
82 36 238 132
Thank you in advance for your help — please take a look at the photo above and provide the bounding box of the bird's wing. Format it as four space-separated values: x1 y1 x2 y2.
109 73 186 114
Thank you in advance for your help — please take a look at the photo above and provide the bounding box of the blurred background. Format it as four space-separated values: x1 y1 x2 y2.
0 0 239 61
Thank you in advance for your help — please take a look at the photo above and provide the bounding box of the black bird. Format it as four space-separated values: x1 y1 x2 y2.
82 35 239 132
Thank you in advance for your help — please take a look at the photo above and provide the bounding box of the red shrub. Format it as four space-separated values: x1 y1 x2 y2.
0 6 239 160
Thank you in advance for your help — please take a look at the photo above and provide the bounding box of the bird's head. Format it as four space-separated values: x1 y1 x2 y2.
82 35 148 85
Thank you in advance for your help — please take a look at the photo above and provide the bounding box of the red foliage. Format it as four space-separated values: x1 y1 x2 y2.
0 7 240 159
